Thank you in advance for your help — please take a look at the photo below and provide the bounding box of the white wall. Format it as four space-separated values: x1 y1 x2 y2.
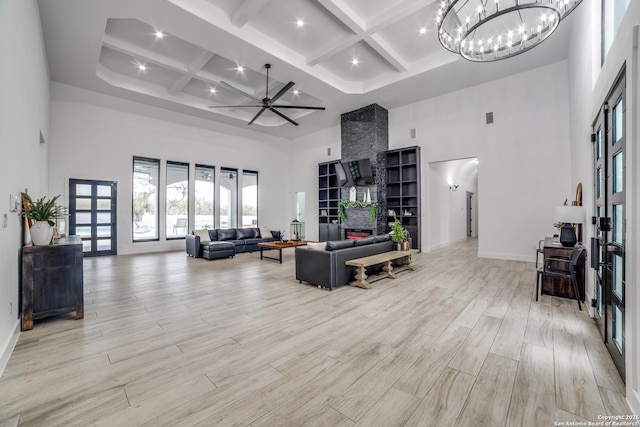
0 0 50 373
48 83 294 255
389 60 572 261
290 127 342 241
292 62 572 260
567 0 640 414
427 158 478 250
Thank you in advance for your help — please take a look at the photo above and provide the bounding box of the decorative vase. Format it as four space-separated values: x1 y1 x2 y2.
395 243 401 251
402 241 410 251
30 221 54 245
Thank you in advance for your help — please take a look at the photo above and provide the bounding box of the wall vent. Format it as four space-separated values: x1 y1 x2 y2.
485 112 494 124
410 128 416 139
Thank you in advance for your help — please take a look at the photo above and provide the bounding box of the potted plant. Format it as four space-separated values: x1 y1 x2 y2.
390 217 406 251
20 193 67 245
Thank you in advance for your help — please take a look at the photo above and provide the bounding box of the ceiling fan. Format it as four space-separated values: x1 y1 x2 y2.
208 63 325 126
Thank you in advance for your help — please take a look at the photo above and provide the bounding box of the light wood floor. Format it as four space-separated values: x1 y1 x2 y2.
0 239 631 426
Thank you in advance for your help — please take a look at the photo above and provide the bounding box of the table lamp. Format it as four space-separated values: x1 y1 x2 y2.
554 205 585 247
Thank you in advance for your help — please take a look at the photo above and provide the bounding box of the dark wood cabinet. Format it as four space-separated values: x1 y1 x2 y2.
542 238 586 301
21 235 84 330
385 146 421 249
318 161 341 241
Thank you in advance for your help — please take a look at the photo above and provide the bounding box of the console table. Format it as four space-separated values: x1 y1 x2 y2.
541 237 585 301
21 235 84 330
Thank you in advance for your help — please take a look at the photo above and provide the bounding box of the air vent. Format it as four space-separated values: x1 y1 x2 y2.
485 112 494 124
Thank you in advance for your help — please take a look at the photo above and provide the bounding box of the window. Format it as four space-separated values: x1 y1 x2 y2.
133 157 159 241
220 168 238 229
602 0 631 62
242 170 258 227
195 164 215 230
166 161 189 238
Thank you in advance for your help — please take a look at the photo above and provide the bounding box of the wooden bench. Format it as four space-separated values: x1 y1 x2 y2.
345 249 419 289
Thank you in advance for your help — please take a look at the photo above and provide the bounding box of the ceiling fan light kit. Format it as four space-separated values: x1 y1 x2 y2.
436 0 583 62
208 63 325 126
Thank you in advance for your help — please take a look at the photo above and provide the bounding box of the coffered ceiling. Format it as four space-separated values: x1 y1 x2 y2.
37 0 575 139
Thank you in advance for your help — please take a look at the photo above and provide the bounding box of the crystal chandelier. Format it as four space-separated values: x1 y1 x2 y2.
436 0 583 62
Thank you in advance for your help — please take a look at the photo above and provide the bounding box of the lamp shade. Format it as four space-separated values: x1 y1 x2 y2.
554 205 585 224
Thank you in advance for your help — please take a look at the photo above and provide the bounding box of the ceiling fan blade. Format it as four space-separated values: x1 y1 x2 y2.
220 81 262 103
269 107 299 126
248 108 267 125
208 104 264 108
270 105 326 110
268 82 295 105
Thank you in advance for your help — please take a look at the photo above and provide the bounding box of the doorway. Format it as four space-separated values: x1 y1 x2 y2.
69 179 117 256
592 70 626 379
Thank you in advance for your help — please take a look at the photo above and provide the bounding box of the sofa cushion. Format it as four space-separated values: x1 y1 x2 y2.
230 239 245 247
354 236 377 247
244 238 262 245
201 241 235 251
193 229 211 243
374 234 391 243
208 229 218 241
259 226 272 239
326 240 355 251
307 242 327 251
236 228 255 240
216 228 237 241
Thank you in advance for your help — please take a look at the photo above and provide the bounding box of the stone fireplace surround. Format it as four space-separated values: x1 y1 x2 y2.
340 104 388 238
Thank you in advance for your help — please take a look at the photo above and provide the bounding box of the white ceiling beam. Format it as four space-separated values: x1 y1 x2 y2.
168 51 215 95
102 34 187 74
365 34 407 72
317 0 366 35
367 0 436 33
316 0 409 73
230 0 272 28
306 35 361 66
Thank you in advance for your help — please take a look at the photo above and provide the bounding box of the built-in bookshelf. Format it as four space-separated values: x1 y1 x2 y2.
385 146 421 249
318 161 341 241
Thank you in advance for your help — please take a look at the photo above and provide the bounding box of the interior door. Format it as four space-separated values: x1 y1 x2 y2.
593 72 626 379
69 179 117 256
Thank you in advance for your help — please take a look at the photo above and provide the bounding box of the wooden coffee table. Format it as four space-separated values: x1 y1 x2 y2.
258 240 308 263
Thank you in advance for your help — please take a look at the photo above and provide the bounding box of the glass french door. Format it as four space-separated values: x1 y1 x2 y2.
69 179 117 256
593 71 626 379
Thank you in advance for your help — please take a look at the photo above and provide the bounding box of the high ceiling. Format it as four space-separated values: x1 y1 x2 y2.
37 0 575 139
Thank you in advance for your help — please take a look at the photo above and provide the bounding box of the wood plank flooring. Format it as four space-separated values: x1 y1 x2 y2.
0 239 632 426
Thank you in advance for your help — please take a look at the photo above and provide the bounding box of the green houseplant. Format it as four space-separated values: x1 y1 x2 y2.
20 193 67 245
390 217 406 250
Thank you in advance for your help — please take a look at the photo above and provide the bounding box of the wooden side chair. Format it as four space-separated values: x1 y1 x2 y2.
536 247 584 310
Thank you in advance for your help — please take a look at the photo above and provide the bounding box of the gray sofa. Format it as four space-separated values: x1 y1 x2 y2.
186 228 281 260
295 235 394 290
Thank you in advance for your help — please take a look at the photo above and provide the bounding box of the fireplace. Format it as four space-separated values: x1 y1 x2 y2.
345 229 374 240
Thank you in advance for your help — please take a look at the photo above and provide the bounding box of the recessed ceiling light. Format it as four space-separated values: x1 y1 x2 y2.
351 59 359 65
138 64 147 71
419 27 427 34
210 87 216 94
155 31 164 39
296 19 304 27
293 89 299 95
237 66 244 72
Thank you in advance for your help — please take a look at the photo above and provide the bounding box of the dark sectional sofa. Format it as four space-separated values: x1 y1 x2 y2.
186 228 281 260
295 234 395 290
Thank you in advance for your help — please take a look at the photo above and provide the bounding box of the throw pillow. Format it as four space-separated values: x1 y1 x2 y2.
193 229 211 243
306 242 326 251
259 226 272 239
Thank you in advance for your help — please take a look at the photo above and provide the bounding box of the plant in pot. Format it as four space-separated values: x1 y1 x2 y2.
20 193 67 245
390 218 407 251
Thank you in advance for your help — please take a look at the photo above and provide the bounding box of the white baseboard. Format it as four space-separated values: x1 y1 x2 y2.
0 320 20 378
628 388 640 416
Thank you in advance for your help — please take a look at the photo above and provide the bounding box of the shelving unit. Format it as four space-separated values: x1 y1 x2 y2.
385 146 421 249
318 161 341 241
